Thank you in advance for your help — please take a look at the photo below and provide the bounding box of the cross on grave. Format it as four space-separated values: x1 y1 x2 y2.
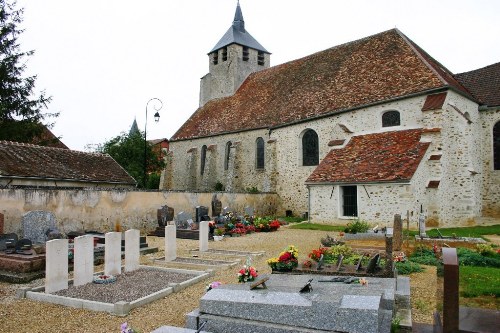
336 254 344 272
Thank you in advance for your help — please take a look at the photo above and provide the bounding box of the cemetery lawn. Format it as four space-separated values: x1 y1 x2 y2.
407 224 500 239
289 222 345 231
459 266 500 308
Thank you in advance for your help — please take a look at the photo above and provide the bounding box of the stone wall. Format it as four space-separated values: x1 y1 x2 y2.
0 189 279 236
480 106 500 217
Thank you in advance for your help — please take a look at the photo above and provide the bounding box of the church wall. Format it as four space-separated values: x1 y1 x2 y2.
480 106 500 217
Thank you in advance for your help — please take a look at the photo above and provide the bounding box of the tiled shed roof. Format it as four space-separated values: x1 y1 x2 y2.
455 62 500 107
305 129 430 184
0 141 136 185
172 29 468 141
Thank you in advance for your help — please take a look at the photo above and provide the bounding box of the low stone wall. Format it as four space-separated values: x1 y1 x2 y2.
0 189 280 236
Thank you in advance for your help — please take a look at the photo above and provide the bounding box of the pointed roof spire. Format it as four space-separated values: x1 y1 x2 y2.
209 1 269 54
129 118 140 136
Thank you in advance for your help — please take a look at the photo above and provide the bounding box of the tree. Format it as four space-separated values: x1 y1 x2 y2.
0 0 55 142
97 131 165 189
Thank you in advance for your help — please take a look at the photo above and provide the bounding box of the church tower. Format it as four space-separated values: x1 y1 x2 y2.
199 1 271 107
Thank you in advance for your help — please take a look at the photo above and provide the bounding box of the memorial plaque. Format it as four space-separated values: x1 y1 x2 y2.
157 205 174 227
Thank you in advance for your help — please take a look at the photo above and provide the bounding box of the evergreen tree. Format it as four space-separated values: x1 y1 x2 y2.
0 0 55 142
97 131 165 189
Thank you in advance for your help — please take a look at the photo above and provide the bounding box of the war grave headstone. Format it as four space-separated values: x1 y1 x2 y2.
73 235 94 286
45 238 68 293
125 229 140 272
22 210 57 244
104 232 122 276
165 225 176 262
199 221 209 252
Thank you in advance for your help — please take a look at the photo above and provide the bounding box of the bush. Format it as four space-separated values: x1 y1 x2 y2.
214 181 225 191
409 255 440 266
395 261 424 275
344 219 369 234
476 244 497 257
457 248 500 268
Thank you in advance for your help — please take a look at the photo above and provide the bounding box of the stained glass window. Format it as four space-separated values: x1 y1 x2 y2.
302 129 319 166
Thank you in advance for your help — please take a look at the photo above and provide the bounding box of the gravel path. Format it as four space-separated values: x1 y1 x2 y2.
0 227 436 333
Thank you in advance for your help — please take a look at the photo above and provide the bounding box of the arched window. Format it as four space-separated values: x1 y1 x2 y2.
302 129 319 166
256 137 265 169
224 141 232 170
494 121 500 170
382 110 401 127
200 145 207 175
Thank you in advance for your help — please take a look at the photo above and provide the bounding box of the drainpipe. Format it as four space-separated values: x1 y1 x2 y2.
307 185 311 224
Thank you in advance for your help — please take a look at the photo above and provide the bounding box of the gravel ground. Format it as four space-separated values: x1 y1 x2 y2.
0 227 436 333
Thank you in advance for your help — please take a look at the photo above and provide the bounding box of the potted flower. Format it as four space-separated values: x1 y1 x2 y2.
214 228 225 241
267 245 299 272
238 264 258 282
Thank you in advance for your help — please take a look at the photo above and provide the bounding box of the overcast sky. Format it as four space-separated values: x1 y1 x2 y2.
15 0 500 151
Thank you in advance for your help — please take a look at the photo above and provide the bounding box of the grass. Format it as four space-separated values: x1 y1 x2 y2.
425 225 500 239
289 223 345 232
278 216 307 223
460 266 500 298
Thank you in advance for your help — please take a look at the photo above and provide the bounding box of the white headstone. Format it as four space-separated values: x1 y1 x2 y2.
199 221 209 252
105 232 122 276
165 225 176 261
73 235 94 286
45 239 68 293
125 229 140 272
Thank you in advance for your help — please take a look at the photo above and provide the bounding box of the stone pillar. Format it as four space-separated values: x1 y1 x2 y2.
104 232 122 276
385 234 393 275
199 221 209 252
125 229 140 272
165 225 176 261
45 239 68 293
159 151 173 190
73 235 94 286
442 248 459 333
393 214 403 251
0 212 4 234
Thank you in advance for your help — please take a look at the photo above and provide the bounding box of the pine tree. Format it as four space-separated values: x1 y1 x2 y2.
0 0 55 142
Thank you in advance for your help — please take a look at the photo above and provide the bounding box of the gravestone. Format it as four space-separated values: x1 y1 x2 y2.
196 206 210 222
199 221 209 252
336 255 344 272
317 254 324 270
418 212 427 237
244 207 254 217
22 210 57 244
0 233 17 251
393 214 403 251
366 253 380 274
165 225 176 261
442 248 459 333
211 195 222 217
104 232 121 276
355 256 363 271
157 205 174 227
45 239 68 293
176 212 192 230
125 229 140 272
73 235 94 286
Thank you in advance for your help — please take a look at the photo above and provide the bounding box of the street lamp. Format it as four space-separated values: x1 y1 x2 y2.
144 98 162 188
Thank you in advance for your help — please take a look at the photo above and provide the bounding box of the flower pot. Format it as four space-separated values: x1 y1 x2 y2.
213 235 224 241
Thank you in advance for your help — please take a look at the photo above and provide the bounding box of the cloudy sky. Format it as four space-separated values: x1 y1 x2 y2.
15 0 500 151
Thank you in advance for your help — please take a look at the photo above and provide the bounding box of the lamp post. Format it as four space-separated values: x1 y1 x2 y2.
144 98 162 188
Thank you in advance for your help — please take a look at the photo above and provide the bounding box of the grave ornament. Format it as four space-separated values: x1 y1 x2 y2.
317 254 324 270
299 278 313 293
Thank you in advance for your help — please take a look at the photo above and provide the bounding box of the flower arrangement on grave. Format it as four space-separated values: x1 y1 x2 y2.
393 252 407 262
93 274 117 284
238 258 258 282
230 227 246 236
302 260 312 268
269 220 281 231
245 224 256 233
120 322 137 333
214 227 225 236
206 281 222 291
267 245 299 271
308 247 329 262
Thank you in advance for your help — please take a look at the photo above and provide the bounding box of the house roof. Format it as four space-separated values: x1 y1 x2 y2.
172 29 469 141
209 2 269 54
0 141 136 185
455 62 500 107
305 129 430 184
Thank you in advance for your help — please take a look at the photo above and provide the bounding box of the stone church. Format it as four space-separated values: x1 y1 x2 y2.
162 2 500 226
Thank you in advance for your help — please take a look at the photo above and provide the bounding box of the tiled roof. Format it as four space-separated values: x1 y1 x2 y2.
421 92 447 111
455 62 500 107
172 29 468 141
0 141 136 185
305 129 430 184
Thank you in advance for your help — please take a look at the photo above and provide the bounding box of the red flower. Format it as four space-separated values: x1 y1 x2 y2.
279 252 292 262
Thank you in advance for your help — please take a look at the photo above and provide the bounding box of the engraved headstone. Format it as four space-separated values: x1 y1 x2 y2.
366 253 380 273
196 206 209 222
104 232 121 276
165 225 176 261
175 212 191 230
211 195 222 216
45 239 68 293
0 233 17 251
22 210 57 244
157 205 174 227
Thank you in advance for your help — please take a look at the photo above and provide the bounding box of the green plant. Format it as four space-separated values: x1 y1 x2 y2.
246 186 260 193
214 228 225 236
391 316 401 333
457 248 500 268
344 219 369 234
476 244 496 256
395 261 424 275
290 223 345 232
214 181 225 191
460 266 500 298
414 299 429 312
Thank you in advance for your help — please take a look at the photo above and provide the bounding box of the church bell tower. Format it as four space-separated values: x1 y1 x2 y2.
199 1 271 107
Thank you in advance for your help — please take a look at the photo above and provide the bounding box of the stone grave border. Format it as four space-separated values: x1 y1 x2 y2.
189 248 266 258
17 265 213 316
155 256 240 270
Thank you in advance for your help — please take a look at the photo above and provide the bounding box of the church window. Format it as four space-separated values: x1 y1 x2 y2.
256 137 265 169
302 129 319 166
243 46 249 61
213 52 218 65
257 51 265 66
224 141 232 170
494 121 500 170
341 186 358 217
382 110 400 127
200 145 207 175
222 47 228 62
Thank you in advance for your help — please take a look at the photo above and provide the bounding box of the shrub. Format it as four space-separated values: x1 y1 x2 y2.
214 181 225 191
395 261 424 275
457 247 500 267
344 219 369 234
476 244 497 257
326 244 353 259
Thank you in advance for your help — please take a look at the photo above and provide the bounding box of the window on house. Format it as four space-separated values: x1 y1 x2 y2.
222 47 228 62
494 121 500 170
302 129 319 166
257 51 264 66
256 137 265 169
242 46 249 61
224 141 232 170
341 186 358 217
213 52 218 65
382 110 401 127
200 145 207 175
